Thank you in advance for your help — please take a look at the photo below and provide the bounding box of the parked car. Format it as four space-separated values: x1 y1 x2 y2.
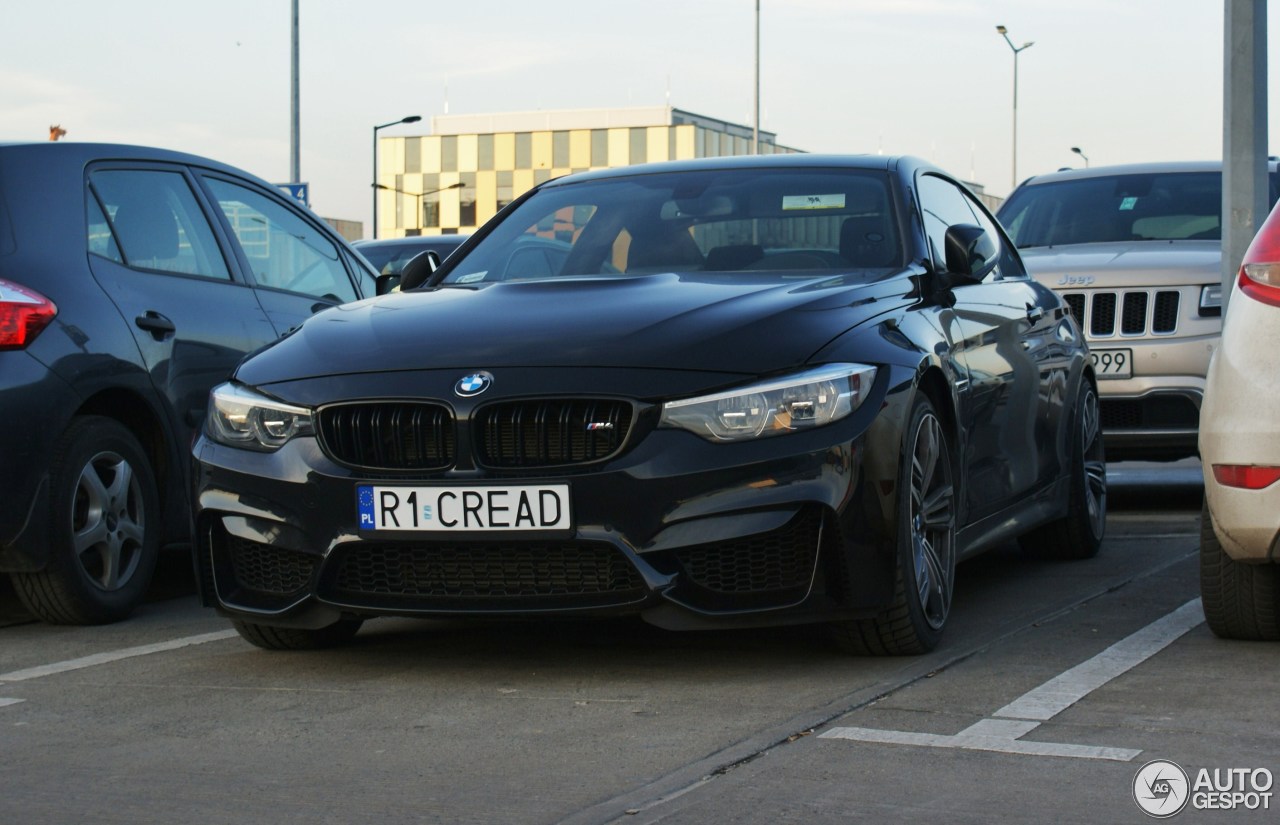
1199 198 1280 640
192 155 1104 654
353 234 471 281
0 141 386 625
997 161 1279 461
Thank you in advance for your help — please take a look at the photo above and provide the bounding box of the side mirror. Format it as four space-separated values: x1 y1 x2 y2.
375 272 401 295
943 224 999 282
398 250 441 291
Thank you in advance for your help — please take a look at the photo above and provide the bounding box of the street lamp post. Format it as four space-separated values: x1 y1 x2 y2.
996 25 1034 190
372 115 422 239
372 181 464 233
1071 146 1090 167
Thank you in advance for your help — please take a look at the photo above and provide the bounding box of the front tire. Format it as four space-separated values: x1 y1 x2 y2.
233 618 364 650
1020 383 1106 560
831 394 957 655
12 416 160 625
1200 500 1280 641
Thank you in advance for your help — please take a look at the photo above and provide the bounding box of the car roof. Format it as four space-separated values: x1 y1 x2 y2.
539 153 935 189
0 140 269 180
1017 159 1280 187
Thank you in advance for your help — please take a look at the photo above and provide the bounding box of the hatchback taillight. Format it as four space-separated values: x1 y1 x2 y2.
1238 202 1280 308
1212 464 1280 490
0 278 58 350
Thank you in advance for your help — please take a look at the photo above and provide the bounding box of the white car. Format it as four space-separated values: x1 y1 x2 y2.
1199 199 1280 640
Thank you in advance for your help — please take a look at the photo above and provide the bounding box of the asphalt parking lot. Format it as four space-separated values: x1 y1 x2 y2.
2 463 1277 824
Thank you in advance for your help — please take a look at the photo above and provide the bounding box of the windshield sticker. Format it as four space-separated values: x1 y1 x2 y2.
1119 196 1138 211
782 194 846 211
456 272 487 283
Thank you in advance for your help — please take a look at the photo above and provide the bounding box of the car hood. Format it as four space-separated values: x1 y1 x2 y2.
236 272 908 386
1019 240 1220 289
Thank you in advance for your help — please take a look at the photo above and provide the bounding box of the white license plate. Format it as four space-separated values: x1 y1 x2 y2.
1091 347 1132 379
357 484 571 532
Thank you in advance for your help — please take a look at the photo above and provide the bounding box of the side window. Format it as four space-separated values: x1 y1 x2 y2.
86 194 122 263
90 169 230 279
918 174 979 271
204 178 357 303
964 195 1025 280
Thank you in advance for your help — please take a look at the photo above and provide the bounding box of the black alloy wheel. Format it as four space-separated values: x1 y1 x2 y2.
12 416 160 624
832 394 956 655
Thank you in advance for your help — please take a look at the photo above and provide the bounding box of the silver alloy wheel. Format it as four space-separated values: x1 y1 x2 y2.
1081 387 1107 539
909 411 955 631
72 450 146 591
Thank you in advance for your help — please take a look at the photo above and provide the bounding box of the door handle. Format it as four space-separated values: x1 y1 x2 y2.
135 311 176 339
1025 304 1044 324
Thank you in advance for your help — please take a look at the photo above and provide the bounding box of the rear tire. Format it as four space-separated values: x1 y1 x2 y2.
12 416 160 625
233 618 364 650
1020 383 1106 560
1200 500 1280 641
831 394 956 655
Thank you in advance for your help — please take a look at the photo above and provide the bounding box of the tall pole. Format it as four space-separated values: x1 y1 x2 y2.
290 0 300 183
997 26 1033 191
753 0 760 154
1222 0 1268 315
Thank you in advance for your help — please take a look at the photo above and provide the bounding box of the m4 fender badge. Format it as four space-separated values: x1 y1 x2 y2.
586 422 614 431
455 371 494 397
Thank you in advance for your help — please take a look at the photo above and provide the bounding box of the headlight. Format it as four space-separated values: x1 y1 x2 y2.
205 382 314 451
659 364 877 442
1200 283 1223 317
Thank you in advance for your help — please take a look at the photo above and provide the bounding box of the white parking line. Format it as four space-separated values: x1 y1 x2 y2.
0 629 238 684
993 599 1205 721
820 598 1204 761
1 698 25 708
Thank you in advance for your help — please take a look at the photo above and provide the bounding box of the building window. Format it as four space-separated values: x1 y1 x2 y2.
404 138 421 173
629 128 647 164
459 172 477 227
591 130 608 166
515 133 532 169
552 131 570 168
441 136 458 172
496 170 514 211
478 134 494 170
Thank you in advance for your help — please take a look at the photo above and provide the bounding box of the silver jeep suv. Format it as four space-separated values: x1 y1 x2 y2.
997 161 1277 461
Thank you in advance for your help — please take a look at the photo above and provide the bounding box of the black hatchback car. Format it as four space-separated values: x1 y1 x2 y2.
193 155 1105 654
0 141 383 624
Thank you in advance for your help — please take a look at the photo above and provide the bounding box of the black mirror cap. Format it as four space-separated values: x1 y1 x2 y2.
943 223 999 282
375 273 401 295
398 250 441 291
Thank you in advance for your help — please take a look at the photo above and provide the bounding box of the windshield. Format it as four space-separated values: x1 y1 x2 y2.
440 168 902 284
998 171 1223 248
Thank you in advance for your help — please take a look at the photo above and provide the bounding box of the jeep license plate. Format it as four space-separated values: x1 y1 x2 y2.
1091 348 1132 379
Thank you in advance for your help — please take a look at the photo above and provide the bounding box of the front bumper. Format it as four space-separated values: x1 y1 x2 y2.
193 384 903 631
1091 334 1215 461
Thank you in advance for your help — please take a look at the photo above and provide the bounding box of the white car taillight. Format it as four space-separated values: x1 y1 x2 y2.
0 278 58 350
1212 464 1280 490
1238 202 1280 308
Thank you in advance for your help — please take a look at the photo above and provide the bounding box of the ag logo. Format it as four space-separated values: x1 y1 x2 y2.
1133 759 1190 818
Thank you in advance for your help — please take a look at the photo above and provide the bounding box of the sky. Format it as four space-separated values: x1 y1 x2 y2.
2 0 1277 236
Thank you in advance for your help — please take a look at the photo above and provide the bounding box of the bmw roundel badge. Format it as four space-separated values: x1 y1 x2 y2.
454 371 494 397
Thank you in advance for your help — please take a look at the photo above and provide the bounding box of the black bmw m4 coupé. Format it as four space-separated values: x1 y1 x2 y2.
193 155 1105 654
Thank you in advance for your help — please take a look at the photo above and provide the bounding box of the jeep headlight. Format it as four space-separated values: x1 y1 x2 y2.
206 382 314 451
659 364 877 442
